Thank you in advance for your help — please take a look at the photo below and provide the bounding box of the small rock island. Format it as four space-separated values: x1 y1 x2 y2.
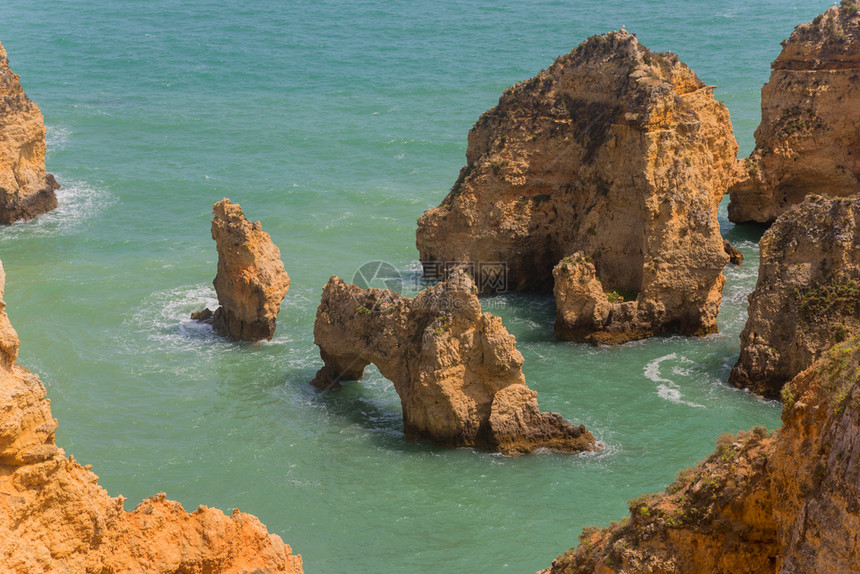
193 198 291 341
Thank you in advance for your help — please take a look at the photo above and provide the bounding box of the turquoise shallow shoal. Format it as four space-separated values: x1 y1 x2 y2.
0 1 831 572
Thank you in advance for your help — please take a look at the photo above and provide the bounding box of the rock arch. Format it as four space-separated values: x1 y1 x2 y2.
310 271 597 455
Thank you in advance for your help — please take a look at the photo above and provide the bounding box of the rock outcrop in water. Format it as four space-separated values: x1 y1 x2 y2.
541 336 860 574
194 198 291 341
311 271 597 455
729 195 860 398
723 239 743 266
728 1 860 224
0 42 59 224
0 261 303 573
416 30 737 345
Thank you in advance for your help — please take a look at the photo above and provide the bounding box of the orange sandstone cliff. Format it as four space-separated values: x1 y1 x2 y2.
194 198 291 341
311 270 597 455
0 260 303 573
0 41 59 224
541 337 860 574
730 195 860 398
416 31 737 345
728 0 860 224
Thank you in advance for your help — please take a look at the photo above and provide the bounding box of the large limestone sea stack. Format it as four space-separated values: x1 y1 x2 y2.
0 261 303 573
729 195 860 397
195 198 291 341
0 42 59 224
311 271 597 455
416 31 738 345
728 0 860 224
542 336 860 574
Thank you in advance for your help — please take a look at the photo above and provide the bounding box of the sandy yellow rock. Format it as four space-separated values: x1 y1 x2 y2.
196 198 291 341
0 260 303 574
416 31 736 345
730 195 860 398
729 1 860 223
311 270 597 455
0 42 59 224
542 336 860 574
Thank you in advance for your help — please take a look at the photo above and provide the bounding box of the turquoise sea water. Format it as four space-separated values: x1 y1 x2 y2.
0 1 834 572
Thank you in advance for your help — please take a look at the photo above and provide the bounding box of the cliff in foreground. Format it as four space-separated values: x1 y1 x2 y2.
541 336 860 574
0 261 303 573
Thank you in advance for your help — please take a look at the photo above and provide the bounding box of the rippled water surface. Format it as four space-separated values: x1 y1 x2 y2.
0 2 831 572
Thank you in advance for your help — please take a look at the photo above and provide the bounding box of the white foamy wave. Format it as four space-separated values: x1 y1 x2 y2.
671 365 693 377
127 284 221 350
644 353 676 383
724 267 758 281
45 125 71 150
0 178 114 240
724 286 754 304
644 354 705 408
722 261 759 304
125 284 319 369
733 239 759 251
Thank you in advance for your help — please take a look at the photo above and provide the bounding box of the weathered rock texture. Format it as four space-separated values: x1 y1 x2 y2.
0 260 303 573
730 195 860 398
194 198 290 341
311 271 597 455
541 336 860 574
416 31 737 345
0 42 59 224
723 239 743 266
728 1 860 224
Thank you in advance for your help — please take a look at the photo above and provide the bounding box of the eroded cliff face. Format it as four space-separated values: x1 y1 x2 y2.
0 42 59 224
541 337 860 574
311 271 597 455
416 30 736 344
194 198 291 341
728 1 860 224
729 195 860 398
0 261 303 573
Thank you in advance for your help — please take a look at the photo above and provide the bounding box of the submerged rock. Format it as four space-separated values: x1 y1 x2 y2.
416 30 736 345
541 336 860 574
0 42 59 224
194 198 290 341
729 1 860 224
0 260 303 573
311 270 597 455
729 195 860 398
